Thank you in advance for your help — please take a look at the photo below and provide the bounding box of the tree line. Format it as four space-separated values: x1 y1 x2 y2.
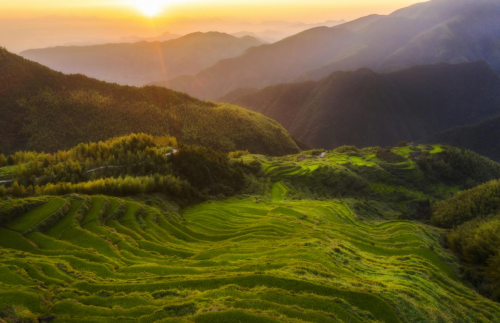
0 134 246 202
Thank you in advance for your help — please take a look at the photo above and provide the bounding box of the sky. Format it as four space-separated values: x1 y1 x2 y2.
0 0 423 21
0 0 424 53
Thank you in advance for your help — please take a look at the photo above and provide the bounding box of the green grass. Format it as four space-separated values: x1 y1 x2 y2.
194 310 281 323
271 181 288 201
45 199 84 238
429 145 444 154
6 197 66 232
0 266 32 285
81 196 108 226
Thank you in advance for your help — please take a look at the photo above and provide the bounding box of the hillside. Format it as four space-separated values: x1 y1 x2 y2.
20 32 263 86
221 61 500 149
0 48 299 156
432 179 500 300
156 0 500 100
1 143 500 321
420 116 500 162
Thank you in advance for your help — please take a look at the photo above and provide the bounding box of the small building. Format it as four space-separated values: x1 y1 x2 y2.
409 152 421 160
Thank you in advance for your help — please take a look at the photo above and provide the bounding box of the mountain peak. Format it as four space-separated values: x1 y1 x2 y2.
20 31 265 87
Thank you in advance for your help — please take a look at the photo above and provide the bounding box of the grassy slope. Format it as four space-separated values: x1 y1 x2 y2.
1 145 500 322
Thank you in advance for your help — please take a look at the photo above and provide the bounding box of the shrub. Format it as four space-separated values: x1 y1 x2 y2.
228 150 250 158
334 146 359 154
376 148 405 163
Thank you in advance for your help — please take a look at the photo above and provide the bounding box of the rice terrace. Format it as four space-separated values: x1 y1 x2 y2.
1 139 500 322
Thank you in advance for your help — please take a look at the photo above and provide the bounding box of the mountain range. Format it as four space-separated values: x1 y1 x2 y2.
119 31 182 43
20 32 263 86
231 20 346 43
157 0 500 100
1 15 345 53
220 61 500 149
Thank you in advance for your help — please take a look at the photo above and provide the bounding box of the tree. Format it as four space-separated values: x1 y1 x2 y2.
0 154 6 167
7 155 15 166
10 181 26 197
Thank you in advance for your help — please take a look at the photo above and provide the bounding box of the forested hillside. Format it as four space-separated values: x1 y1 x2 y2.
0 48 299 156
222 61 500 149
156 0 500 100
20 32 263 86
420 116 500 162
432 179 500 300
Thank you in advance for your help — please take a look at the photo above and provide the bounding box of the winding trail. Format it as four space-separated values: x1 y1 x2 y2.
85 149 179 174
85 165 125 174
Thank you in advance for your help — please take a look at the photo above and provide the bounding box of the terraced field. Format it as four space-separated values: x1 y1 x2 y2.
2 144 500 322
1 192 500 323
263 145 424 177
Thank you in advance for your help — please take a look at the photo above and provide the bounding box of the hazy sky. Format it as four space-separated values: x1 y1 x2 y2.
1 0 423 21
0 0 425 53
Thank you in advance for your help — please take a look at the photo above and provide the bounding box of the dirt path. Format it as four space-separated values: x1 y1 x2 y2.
85 149 179 173
165 149 178 156
85 165 124 174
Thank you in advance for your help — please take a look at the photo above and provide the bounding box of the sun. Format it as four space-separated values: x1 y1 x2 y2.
131 0 169 17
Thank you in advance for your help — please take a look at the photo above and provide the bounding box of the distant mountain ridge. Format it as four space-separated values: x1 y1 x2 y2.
159 0 500 100
0 48 299 156
119 31 182 43
420 116 500 161
221 61 500 149
230 19 347 43
20 32 263 86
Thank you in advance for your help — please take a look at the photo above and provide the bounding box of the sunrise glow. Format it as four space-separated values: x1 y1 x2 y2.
130 0 169 17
